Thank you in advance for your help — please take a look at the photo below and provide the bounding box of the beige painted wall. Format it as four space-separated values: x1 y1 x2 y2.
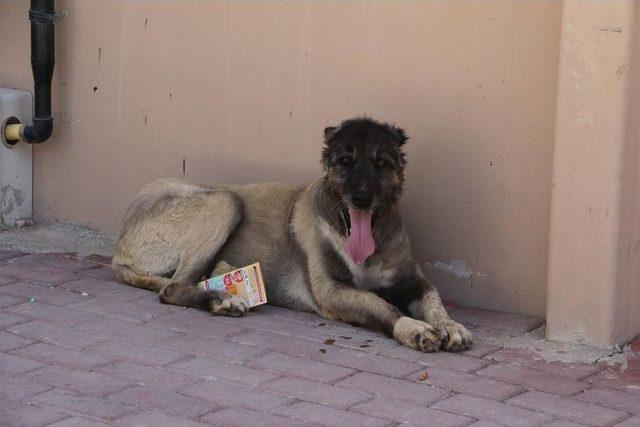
547 0 640 347
0 0 563 317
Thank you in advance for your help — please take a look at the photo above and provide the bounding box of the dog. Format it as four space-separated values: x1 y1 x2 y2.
112 118 472 352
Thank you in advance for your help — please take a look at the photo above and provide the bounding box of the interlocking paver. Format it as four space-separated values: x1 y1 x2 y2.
32 388 139 422
0 249 27 261
0 351 45 375
79 316 182 346
19 365 134 397
0 399 67 426
335 371 449 405
274 401 392 426
79 266 118 282
485 347 604 379
412 365 525 401
107 386 219 418
231 329 424 377
260 376 373 409
432 394 554 427
114 412 207 427
574 387 640 414
352 396 473 426
95 362 201 391
0 373 52 400
0 311 30 328
1 248 639 427
506 390 629 426
381 344 491 372
71 297 170 322
48 416 111 426
7 319 111 349
153 332 266 363
1 281 87 306
9 253 100 272
476 363 590 396
145 309 247 339
0 261 79 285
167 357 280 386
200 407 314 426
0 330 34 351
182 379 294 411
615 415 640 426
85 339 190 367
9 342 113 370
449 306 544 333
0 294 23 307
586 361 640 394
6 301 107 325
58 277 148 301
247 351 356 384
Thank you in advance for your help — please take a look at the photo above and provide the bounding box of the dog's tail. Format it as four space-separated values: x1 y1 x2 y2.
112 263 169 293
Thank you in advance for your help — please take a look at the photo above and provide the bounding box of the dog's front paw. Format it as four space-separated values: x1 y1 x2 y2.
393 317 441 352
438 320 473 351
210 295 248 317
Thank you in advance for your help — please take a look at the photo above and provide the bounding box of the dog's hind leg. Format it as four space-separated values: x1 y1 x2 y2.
113 264 169 293
157 191 248 316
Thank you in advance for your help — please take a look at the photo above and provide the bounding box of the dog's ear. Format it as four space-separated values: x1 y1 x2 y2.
323 126 338 142
390 126 409 146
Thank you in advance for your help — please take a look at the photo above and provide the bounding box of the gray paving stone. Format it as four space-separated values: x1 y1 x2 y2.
95 362 201 391
352 397 473 426
432 394 554 427
0 311 30 328
335 372 449 405
273 401 392 427
32 388 139 422
0 373 52 400
506 390 630 426
7 319 111 349
261 376 373 409
0 330 34 351
247 351 356 384
476 363 590 397
0 351 46 375
107 386 218 419
19 365 134 397
182 380 294 412
9 342 114 370
1 282 87 306
153 332 266 363
0 261 79 286
574 387 640 414
85 339 190 367
381 345 491 372
0 294 23 307
231 329 424 378
167 357 279 387
114 412 207 427
144 309 247 339
48 417 111 426
200 407 314 426
412 365 525 401
449 306 544 334
0 399 67 426
58 277 148 301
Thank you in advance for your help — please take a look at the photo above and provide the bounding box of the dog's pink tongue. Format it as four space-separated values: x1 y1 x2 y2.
346 208 375 264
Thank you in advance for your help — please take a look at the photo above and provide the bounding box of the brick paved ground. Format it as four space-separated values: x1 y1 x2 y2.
0 250 639 426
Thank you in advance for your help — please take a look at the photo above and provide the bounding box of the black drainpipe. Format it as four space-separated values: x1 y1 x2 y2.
22 0 57 144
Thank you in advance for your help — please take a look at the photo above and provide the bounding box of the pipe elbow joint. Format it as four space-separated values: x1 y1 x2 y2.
22 117 53 144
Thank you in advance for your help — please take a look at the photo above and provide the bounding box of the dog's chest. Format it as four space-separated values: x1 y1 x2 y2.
319 220 396 290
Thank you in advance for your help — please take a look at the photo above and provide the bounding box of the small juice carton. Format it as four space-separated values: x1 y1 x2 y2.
197 263 267 308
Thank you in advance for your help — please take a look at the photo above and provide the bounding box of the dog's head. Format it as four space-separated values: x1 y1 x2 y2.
321 117 408 263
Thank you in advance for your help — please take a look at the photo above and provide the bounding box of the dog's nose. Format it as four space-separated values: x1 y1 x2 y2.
352 192 373 209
